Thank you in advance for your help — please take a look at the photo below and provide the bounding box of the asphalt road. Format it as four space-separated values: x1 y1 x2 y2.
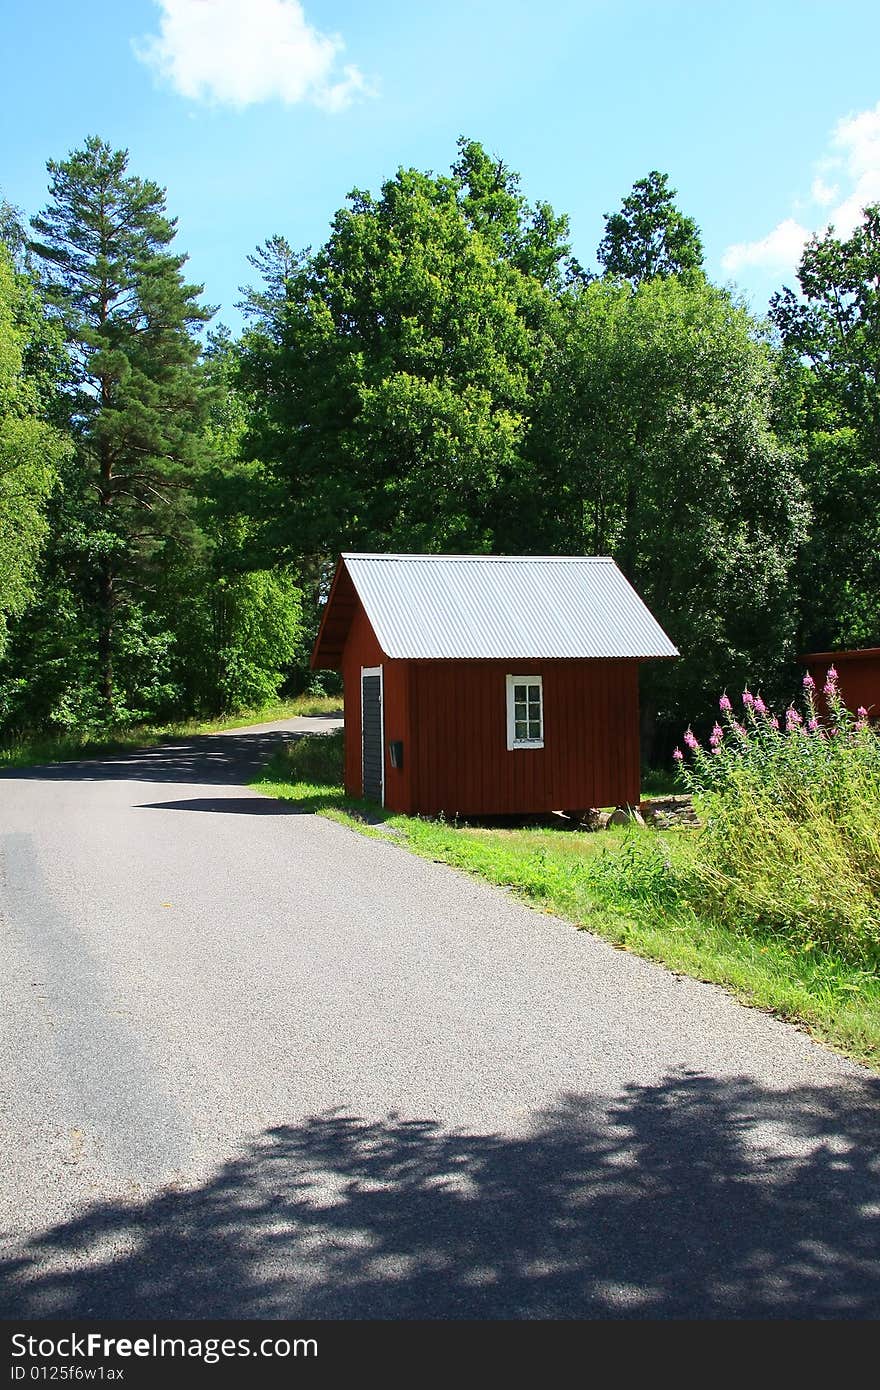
1 718 879 1319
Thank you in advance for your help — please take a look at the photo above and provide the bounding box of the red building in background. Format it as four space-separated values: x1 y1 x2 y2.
800 648 880 720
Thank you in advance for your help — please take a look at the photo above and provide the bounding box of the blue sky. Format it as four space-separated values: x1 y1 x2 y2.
3 1 880 331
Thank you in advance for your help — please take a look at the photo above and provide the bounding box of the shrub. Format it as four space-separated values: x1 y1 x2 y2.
673 669 880 961
274 730 344 786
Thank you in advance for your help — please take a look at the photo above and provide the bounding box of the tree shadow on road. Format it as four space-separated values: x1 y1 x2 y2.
0 733 303 788
2 1071 879 1319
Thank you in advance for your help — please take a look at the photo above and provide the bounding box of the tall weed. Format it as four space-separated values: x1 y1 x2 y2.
674 670 880 961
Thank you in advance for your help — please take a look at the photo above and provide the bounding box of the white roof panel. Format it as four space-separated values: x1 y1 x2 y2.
341 553 678 660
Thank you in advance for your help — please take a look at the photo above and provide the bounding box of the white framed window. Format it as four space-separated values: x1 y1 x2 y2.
506 673 544 749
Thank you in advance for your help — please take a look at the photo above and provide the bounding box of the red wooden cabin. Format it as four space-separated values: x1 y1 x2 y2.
800 648 880 721
311 554 678 817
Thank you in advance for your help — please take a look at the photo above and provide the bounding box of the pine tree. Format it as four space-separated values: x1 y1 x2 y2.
30 136 212 716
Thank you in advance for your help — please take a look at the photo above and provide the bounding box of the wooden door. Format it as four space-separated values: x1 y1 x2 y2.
361 666 384 803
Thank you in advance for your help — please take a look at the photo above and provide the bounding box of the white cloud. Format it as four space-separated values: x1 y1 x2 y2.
810 176 838 207
825 102 880 237
722 100 880 277
834 104 880 178
134 0 372 112
721 217 810 274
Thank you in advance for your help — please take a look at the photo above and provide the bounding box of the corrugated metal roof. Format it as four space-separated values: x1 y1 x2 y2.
340 553 678 660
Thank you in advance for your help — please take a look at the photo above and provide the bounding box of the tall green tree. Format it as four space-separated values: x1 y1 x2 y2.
0 197 29 268
239 143 559 564
452 137 581 291
598 171 703 283
0 240 70 658
30 136 212 718
162 328 304 714
528 274 807 750
771 205 880 648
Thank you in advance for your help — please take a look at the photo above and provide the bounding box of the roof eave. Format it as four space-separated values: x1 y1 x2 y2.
800 647 880 664
310 558 352 670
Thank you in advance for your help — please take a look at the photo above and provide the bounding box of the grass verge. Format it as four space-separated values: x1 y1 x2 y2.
0 693 343 768
252 740 880 1072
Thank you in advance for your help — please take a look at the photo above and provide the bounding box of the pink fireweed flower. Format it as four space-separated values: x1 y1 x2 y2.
754 695 768 716
858 706 868 720
683 728 699 753
785 706 802 727
711 744 722 755
803 672 815 692
770 715 780 730
823 666 839 699
719 693 732 713
672 747 684 762
710 722 723 747
732 721 746 738
742 689 754 709
807 717 819 733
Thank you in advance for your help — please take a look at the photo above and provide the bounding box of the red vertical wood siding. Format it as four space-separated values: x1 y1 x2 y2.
409 657 640 815
339 599 641 814
805 652 880 721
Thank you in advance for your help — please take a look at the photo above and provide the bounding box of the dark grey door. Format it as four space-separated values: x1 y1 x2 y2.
361 670 383 803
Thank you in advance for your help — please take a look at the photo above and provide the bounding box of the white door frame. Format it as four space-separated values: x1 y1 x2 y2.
360 665 384 805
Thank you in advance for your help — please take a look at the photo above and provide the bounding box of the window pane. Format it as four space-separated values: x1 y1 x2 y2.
510 679 542 744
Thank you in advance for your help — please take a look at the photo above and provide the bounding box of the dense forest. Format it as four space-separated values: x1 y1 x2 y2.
1 136 878 759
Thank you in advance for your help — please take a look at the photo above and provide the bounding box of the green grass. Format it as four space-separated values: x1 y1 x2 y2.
0 693 343 768
252 737 880 1071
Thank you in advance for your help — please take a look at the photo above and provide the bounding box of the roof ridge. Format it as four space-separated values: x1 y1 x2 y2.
342 552 614 562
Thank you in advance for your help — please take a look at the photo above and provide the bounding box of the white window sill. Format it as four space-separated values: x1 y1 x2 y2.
509 740 544 750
